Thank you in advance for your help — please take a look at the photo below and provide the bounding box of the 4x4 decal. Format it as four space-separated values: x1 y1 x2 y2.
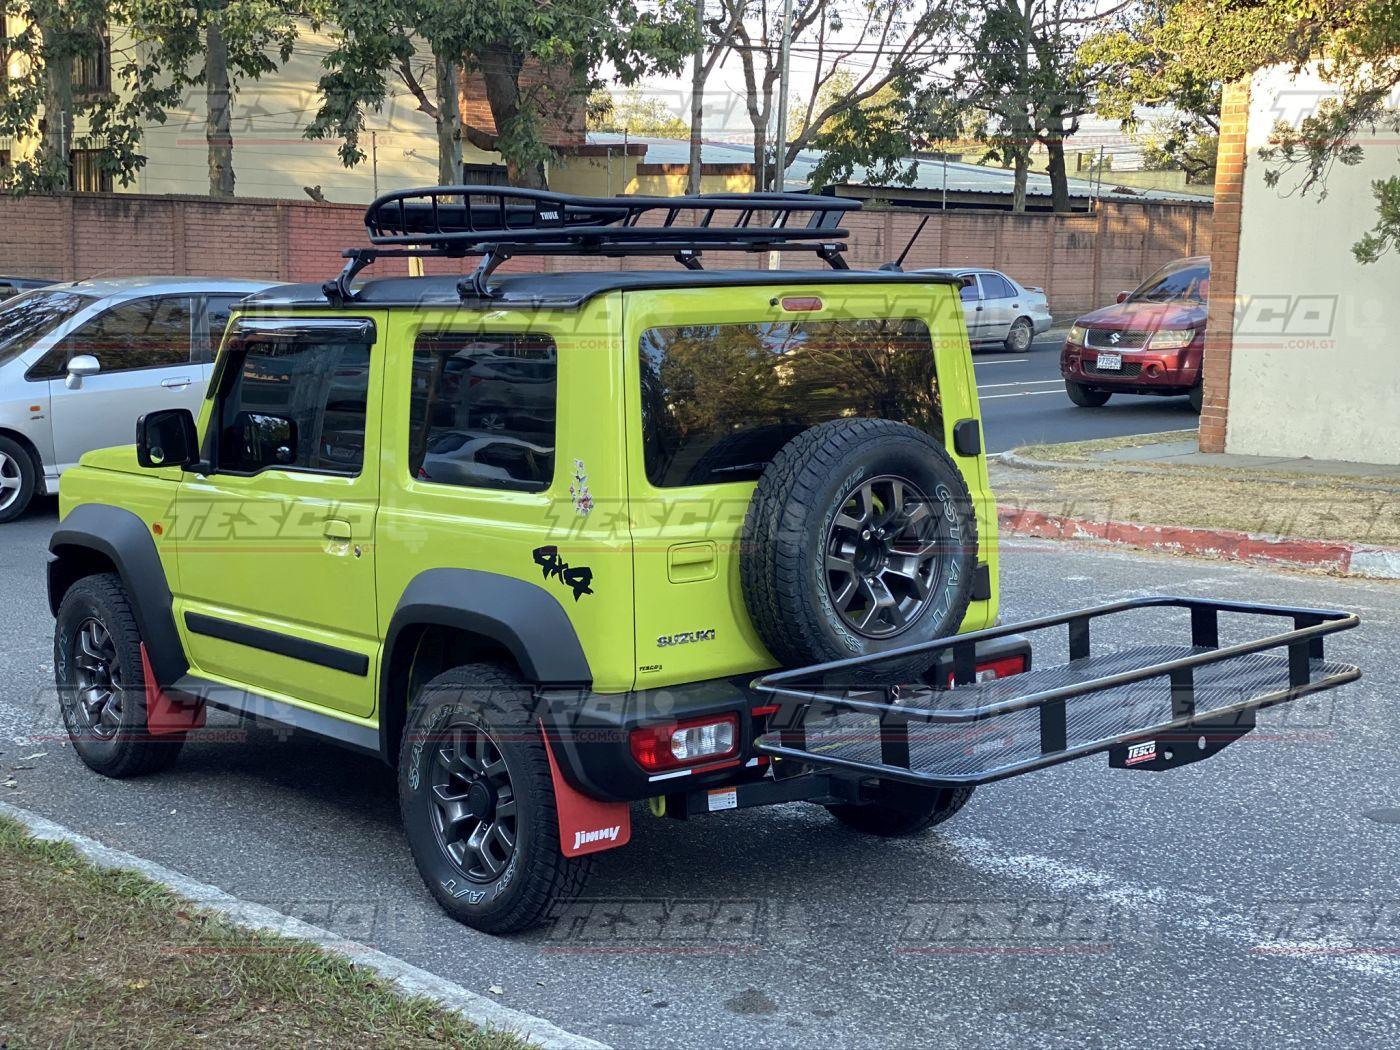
533 545 594 601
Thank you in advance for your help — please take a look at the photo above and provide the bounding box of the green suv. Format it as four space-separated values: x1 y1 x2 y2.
46 188 1361 934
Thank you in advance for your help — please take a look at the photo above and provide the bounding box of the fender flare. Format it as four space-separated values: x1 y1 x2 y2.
379 567 593 757
48 503 189 687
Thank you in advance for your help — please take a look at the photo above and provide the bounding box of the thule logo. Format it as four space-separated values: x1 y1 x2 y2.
540 209 560 222
573 825 621 850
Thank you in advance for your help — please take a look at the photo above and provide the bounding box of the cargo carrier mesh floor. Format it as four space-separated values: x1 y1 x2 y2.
757 644 1354 781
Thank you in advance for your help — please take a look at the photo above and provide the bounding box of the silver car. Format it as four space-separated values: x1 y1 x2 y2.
918 267 1053 353
0 276 274 522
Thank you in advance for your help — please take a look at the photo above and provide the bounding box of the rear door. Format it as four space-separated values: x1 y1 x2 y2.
41 295 202 472
623 282 959 690
977 272 1017 343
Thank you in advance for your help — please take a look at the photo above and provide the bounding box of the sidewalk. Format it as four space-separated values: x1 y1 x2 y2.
992 432 1400 579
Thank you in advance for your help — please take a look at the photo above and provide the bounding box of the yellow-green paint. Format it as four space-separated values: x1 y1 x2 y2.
57 277 998 734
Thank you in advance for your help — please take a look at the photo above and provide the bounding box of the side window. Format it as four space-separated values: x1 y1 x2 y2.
213 328 372 476
408 332 557 492
29 296 194 378
958 276 980 302
981 273 1016 299
201 295 245 360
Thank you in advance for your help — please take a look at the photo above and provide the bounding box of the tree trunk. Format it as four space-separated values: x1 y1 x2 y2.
751 126 768 191
1045 133 1069 213
1011 146 1028 214
39 19 74 190
434 52 463 185
206 18 235 197
688 0 705 195
479 46 546 189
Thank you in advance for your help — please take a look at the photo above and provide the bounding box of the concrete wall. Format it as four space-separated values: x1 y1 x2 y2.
1222 64 1400 464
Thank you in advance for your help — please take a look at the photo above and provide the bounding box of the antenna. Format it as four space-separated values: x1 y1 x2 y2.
879 214 931 273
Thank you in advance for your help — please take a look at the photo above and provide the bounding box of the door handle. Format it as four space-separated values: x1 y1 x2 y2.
161 376 192 389
324 519 353 541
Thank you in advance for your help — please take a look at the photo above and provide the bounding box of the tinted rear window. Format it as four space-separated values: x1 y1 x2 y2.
639 318 941 488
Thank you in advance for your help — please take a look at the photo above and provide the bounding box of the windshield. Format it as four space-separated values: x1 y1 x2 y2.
1129 262 1209 304
0 289 94 365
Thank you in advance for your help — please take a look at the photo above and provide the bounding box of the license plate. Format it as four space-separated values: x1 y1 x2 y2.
1095 352 1123 370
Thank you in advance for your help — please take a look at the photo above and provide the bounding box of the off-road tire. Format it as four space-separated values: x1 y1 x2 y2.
826 785 975 836
741 419 979 681
54 573 186 777
1065 380 1112 408
1004 317 1034 354
0 434 37 524
398 663 593 934
1188 383 1203 413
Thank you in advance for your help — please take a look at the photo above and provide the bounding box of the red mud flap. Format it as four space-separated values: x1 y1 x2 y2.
140 644 206 736
540 722 630 857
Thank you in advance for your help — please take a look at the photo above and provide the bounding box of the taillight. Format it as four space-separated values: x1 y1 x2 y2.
629 714 739 772
780 296 823 312
948 654 1028 688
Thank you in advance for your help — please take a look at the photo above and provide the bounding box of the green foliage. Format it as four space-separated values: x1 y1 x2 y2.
1086 0 1400 262
587 87 688 138
310 0 692 185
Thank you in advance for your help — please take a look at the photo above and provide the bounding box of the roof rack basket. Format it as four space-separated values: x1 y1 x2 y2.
322 185 860 303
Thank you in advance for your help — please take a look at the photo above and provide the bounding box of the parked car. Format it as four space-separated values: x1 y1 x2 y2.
45 187 1359 939
0 276 54 300
1060 256 1209 411
0 276 274 522
916 267 1052 353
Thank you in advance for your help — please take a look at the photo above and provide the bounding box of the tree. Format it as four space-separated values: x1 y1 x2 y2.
721 0 960 191
122 0 303 197
1085 0 1400 262
588 86 689 138
0 0 153 193
953 0 1128 213
310 0 693 188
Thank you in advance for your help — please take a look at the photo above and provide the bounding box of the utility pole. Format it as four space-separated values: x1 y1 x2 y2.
688 0 705 195
771 0 795 193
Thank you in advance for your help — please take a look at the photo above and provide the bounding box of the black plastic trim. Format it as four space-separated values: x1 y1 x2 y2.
49 503 188 687
970 562 992 602
952 418 982 457
171 673 380 755
184 612 369 676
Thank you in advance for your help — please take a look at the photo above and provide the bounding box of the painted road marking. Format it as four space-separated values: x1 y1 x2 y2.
0 800 611 1050
979 390 1063 400
977 380 1065 390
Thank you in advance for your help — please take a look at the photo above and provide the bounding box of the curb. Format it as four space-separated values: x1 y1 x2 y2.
997 506 1400 580
0 800 610 1050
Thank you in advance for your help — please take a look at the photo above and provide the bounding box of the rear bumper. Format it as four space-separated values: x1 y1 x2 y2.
540 634 1033 803
1060 341 1202 391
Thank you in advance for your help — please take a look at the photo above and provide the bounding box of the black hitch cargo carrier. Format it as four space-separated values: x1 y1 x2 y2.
753 596 1360 787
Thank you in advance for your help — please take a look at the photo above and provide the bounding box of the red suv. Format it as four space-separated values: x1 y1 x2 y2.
1060 256 1209 412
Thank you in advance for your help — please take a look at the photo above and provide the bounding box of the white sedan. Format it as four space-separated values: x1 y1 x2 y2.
917 267 1053 353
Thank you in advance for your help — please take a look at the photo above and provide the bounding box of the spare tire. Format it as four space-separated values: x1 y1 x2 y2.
741 418 978 680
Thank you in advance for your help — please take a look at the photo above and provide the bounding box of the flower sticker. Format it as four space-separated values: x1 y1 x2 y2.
569 458 593 516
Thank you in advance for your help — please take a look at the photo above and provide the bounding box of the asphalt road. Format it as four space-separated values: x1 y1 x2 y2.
3 504 1397 1048
974 332 1200 453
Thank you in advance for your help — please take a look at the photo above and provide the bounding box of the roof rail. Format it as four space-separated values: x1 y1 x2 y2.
322 185 860 303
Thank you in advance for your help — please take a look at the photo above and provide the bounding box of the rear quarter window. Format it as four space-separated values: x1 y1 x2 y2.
639 318 941 488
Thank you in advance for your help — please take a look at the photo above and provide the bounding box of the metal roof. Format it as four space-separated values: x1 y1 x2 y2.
586 133 1212 205
246 268 960 310
40 275 276 298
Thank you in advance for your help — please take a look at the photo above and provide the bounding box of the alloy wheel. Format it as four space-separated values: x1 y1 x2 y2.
0 451 22 514
68 617 124 739
430 721 518 882
824 474 947 638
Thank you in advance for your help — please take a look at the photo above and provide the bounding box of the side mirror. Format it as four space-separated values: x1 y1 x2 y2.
65 354 101 390
137 408 199 469
1115 290 1131 304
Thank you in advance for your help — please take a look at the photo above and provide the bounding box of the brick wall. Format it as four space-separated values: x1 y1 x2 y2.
1198 79 1250 453
0 190 1209 319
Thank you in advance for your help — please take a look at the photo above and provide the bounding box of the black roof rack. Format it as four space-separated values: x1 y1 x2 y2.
322 185 861 303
